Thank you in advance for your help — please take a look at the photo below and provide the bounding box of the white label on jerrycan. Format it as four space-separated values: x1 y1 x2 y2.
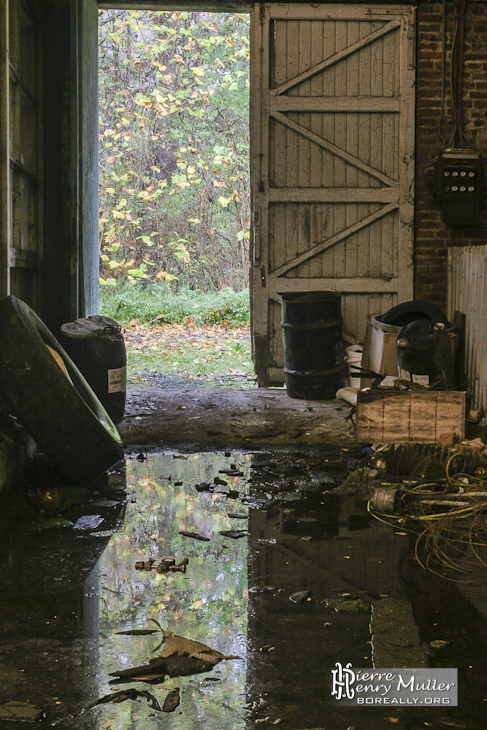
108 366 127 393
412 373 430 386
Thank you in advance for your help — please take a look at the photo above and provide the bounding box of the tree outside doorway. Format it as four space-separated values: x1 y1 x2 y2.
98 10 253 384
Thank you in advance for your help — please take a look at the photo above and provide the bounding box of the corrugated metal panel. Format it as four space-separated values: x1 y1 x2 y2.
448 246 487 410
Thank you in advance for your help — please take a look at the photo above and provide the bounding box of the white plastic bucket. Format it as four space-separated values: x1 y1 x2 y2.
346 344 363 389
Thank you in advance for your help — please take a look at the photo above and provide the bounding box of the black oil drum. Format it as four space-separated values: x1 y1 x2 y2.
396 320 455 390
281 292 344 400
60 315 126 424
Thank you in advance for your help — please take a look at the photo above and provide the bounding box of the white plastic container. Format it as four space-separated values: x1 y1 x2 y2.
346 344 363 389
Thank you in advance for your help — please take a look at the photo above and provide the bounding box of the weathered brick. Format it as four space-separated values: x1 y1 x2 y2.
414 1 487 306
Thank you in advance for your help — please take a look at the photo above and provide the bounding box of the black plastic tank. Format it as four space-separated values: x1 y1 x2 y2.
60 315 126 424
396 320 455 390
281 291 344 400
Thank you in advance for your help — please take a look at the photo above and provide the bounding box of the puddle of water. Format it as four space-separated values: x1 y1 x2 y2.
0 449 486 729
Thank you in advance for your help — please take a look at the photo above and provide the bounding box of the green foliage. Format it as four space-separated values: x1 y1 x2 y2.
99 10 250 291
100 280 250 327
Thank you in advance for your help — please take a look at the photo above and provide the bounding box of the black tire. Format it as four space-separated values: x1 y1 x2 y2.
0 295 124 481
380 300 449 327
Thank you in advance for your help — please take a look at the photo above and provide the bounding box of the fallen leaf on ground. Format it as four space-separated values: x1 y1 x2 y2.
429 639 450 650
0 702 43 722
178 530 210 542
219 529 247 539
163 688 180 712
109 630 237 683
87 689 162 712
289 591 312 604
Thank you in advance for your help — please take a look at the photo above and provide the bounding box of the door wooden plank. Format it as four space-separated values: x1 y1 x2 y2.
310 21 324 281
298 20 311 278
333 21 347 280
273 201 397 277
272 20 400 96
271 20 288 188
272 110 395 186
251 4 415 385
251 4 270 384
357 22 373 279
271 97 401 113
397 10 415 302
345 19 360 285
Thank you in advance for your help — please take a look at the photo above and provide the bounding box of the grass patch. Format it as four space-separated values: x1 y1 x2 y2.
124 323 253 380
100 283 253 380
100 281 250 328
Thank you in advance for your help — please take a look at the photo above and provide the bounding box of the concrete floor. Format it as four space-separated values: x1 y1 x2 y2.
119 383 356 449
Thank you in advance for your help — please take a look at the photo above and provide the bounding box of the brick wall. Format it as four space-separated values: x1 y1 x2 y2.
415 0 487 311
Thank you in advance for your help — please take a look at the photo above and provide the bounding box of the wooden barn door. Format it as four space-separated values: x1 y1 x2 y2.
251 3 415 386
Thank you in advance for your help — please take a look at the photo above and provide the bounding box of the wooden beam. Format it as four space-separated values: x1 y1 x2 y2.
269 188 398 204
270 96 400 113
268 277 398 294
98 0 252 10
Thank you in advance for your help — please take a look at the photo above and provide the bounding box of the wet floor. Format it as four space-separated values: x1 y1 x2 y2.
1 448 487 729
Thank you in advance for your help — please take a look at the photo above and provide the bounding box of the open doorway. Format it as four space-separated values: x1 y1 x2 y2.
97 9 254 387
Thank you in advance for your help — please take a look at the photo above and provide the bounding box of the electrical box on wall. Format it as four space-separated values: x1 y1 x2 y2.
433 149 484 226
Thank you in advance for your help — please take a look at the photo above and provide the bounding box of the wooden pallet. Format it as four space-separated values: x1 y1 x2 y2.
355 389 466 444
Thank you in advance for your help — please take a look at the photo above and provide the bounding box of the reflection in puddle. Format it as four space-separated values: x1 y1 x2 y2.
1 449 487 728
97 452 250 729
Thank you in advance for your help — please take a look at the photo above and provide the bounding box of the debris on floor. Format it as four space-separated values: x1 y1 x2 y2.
3 447 487 729
135 556 189 573
162 688 180 713
367 438 487 573
178 530 211 541
289 591 312 604
109 631 237 682
219 529 247 539
0 701 44 723
86 688 164 712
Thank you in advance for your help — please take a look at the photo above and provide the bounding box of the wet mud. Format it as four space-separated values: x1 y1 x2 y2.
0 449 487 729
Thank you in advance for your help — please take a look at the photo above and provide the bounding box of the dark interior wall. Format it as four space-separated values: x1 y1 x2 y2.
415 0 487 312
41 0 99 331
98 0 252 9
41 0 77 330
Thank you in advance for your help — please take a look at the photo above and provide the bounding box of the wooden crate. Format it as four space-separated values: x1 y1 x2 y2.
355 389 466 444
